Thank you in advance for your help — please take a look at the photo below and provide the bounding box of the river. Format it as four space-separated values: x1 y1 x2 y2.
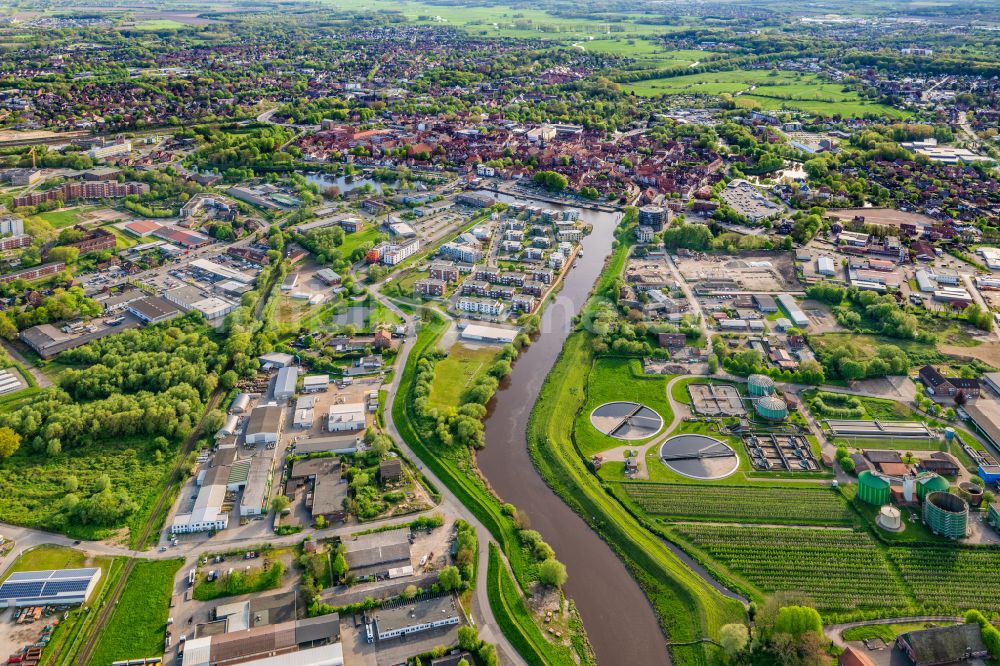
476 194 672 665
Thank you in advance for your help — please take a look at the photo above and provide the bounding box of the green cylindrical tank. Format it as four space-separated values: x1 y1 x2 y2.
754 395 787 420
916 473 949 500
923 492 968 539
748 374 775 397
858 471 891 505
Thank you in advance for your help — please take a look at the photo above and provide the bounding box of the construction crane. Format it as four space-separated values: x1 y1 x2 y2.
27 145 37 169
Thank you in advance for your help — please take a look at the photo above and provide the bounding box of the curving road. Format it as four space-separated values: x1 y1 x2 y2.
369 286 527 665
824 616 961 649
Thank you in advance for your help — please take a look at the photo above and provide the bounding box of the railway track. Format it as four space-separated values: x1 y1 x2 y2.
67 388 224 666
63 252 285 666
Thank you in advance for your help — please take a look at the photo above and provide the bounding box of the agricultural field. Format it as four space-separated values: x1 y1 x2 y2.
668 524 911 612
889 548 1000 613
428 343 498 410
623 70 908 118
348 0 686 38
620 483 855 525
87 559 184 666
575 357 672 456
575 40 716 68
131 19 188 30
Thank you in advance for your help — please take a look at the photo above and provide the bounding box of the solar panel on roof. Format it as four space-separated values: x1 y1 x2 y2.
49 568 97 579
0 582 45 597
5 571 40 582
41 580 90 595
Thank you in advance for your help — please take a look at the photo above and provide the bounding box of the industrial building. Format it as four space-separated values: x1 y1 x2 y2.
293 395 315 429
128 296 182 325
459 324 518 344
181 616 343 666
344 529 412 579
260 352 295 368
240 453 277 517
246 405 284 445
274 366 299 401
366 595 460 642
316 268 341 286
0 568 102 608
230 393 251 414
20 324 74 358
293 435 361 456
776 294 809 327
327 403 366 432
302 375 329 393
896 624 987 666
172 467 229 534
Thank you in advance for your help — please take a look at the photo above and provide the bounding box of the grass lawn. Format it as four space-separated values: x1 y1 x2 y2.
810 332 947 366
339 225 384 257
428 343 498 410
575 357 673 456
2 544 112 578
87 559 183 666
0 435 182 544
29 207 94 231
131 19 188 30
101 225 139 251
193 559 286 601
622 70 908 118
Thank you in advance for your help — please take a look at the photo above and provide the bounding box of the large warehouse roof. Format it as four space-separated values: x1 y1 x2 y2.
0 568 102 608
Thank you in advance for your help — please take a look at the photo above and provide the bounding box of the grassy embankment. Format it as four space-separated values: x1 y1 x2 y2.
392 311 583 665
525 237 745 665
87 559 183 665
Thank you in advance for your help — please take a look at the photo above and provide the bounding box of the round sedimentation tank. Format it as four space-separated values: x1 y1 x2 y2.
747 374 775 397
658 434 739 480
877 505 903 532
916 473 949 500
590 402 664 440
923 491 968 539
961 482 984 508
857 471 891 505
754 395 787 421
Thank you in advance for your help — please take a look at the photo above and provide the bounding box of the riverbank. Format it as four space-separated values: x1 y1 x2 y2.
522 238 746 664
389 308 592 665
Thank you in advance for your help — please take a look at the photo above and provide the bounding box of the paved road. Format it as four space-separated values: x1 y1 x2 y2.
0 338 51 388
824 615 961 649
371 290 528 666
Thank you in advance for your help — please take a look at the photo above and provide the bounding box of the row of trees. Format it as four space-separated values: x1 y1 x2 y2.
411 343 518 449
